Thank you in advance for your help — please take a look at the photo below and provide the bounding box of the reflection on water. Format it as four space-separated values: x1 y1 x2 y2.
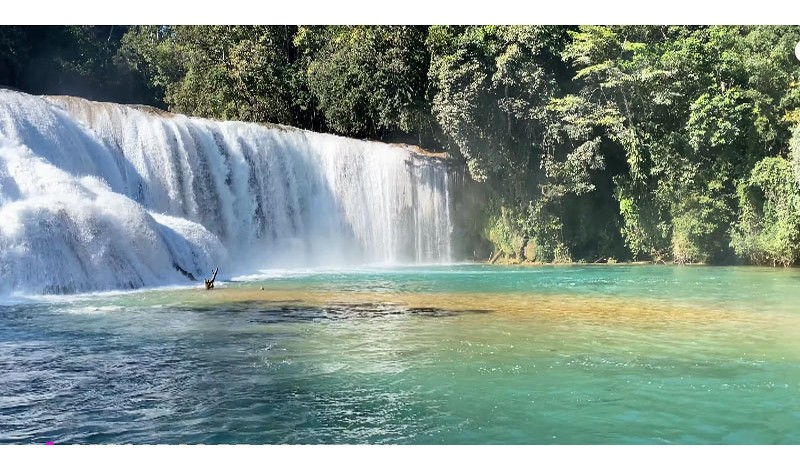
1 265 799 444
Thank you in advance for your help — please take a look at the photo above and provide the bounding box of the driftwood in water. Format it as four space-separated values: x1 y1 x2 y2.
204 268 218 290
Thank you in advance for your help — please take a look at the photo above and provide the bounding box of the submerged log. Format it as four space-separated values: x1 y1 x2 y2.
204 268 218 290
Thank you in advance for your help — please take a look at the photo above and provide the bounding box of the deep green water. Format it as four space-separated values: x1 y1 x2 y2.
2 265 799 444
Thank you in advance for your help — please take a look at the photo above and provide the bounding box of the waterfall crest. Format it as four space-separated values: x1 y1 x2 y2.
0 90 452 294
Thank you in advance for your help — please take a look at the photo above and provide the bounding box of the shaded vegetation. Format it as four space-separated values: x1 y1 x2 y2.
2 25 800 265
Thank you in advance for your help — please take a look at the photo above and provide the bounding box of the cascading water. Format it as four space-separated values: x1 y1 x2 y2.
0 90 453 294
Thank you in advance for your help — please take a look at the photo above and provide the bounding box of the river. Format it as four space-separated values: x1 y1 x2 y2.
2 264 798 444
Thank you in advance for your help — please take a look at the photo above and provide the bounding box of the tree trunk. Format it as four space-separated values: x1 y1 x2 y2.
204 268 218 289
519 236 529 262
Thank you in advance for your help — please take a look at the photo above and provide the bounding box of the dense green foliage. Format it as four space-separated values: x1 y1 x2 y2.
2 25 800 265
731 156 800 266
119 26 314 126
0 26 153 104
297 26 433 141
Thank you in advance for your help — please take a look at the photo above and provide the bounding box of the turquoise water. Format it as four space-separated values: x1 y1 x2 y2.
1 265 799 444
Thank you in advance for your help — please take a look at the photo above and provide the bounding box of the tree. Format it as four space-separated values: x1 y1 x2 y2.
120 26 316 127
296 26 433 143
0 26 153 104
560 25 800 263
428 25 627 262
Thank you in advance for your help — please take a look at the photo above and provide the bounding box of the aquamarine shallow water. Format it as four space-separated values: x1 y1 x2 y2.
1 265 799 444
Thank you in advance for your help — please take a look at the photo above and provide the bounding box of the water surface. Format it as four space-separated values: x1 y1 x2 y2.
2 265 799 444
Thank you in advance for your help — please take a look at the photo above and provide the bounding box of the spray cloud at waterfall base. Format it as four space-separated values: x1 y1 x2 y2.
0 90 454 295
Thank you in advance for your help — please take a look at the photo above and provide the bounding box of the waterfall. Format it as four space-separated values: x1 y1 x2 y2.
0 90 453 294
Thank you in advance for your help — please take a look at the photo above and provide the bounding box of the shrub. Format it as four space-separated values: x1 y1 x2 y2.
731 156 800 266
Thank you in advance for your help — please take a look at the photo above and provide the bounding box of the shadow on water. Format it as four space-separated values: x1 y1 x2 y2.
176 300 492 324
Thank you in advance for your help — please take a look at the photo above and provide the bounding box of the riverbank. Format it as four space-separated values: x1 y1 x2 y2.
487 256 703 267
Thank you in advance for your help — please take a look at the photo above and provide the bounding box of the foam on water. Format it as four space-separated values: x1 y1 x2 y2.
0 90 453 294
